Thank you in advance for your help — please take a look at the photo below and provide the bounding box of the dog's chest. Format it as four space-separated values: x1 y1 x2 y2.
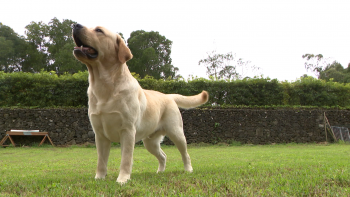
88 99 140 142
89 112 124 142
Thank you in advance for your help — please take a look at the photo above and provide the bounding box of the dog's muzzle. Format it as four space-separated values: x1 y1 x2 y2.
72 24 98 59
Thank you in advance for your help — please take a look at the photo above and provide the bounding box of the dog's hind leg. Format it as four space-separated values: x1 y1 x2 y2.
165 126 193 172
143 133 167 172
95 133 111 179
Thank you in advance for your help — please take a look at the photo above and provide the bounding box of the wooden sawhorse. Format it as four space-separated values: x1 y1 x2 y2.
0 131 54 147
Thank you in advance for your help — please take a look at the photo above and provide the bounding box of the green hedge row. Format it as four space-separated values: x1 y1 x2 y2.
1 71 350 107
0 71 89 107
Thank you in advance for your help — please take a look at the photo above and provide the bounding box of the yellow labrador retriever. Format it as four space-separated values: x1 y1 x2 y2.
72 24 208 184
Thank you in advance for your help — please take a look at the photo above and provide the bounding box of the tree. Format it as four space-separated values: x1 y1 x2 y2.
319 61 350 83
299 74 314 79
198 51 257 80
302 54 331 78
25 21 48 53
1 19 85 74
22 21 49 72
46 18 85 74
0 36 14 72
0 23 28 72
25 18 86 74
127 30 180 79
302 54 350 83
21 41 48 73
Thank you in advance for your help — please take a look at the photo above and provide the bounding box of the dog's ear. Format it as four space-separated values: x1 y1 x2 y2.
116 35 133 64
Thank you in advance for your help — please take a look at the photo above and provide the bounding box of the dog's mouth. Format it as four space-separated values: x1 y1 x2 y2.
73 35 98 59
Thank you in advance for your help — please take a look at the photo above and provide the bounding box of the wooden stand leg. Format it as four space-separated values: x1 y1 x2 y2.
0 135 9 146
46 135 55 146
39 136 47 146
1 131 55 147
8 135 16 147
38 135 55 146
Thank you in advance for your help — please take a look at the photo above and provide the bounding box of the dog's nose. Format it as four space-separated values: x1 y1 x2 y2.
73 23 83 30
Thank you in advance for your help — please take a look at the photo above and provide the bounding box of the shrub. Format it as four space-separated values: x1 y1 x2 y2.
0 71 349 107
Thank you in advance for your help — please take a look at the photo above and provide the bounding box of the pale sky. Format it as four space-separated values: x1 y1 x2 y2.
1 0 350 81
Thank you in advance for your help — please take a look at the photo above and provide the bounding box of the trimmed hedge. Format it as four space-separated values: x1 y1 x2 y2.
0 71 88 107
0 71 350 107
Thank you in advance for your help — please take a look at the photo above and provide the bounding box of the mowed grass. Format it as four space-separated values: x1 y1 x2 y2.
0 143 350 196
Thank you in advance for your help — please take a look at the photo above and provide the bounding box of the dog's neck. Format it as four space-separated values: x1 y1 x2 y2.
86 62 134 98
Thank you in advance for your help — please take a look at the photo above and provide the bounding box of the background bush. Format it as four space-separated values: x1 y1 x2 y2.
0 71 349 107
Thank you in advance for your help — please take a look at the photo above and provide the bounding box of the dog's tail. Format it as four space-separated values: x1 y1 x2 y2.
168 91 209 109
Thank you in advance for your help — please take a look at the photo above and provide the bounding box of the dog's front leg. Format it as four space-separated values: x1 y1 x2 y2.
95 133 111 179
117 129 136 184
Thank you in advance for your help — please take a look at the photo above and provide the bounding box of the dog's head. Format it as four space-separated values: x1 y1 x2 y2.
72 24 132 65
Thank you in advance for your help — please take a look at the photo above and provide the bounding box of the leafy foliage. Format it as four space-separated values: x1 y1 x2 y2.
302 54 327 77
25 18 86 74
198 51 259 80
0 23 28 72
127 30 180 79
303 53 350 83
0 18 85 74
0 71 349 108
0 70 88 107
198 51 236 80
319 61 350 83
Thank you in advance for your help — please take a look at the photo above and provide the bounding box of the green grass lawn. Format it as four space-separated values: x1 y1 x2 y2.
0 143 349 196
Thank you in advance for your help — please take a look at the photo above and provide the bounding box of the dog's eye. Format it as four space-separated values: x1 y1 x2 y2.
95 29 103 33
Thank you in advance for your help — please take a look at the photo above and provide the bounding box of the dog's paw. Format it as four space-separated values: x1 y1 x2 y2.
116 174 130 185
185 165 193 173
157 166 166 173
95 173 106 180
